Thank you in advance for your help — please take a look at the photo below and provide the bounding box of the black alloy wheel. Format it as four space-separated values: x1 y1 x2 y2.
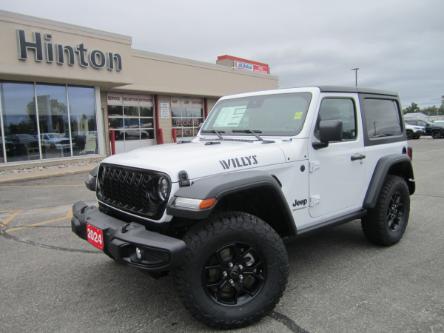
202 242 265 306
361 175 410 246
386 191 405 232
174 212 289 329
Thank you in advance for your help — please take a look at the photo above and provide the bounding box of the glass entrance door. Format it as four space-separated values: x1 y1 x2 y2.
171 97 204 141
107 93 155 154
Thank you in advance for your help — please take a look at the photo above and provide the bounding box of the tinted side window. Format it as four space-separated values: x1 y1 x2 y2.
316 98 356 140
364 99 402 138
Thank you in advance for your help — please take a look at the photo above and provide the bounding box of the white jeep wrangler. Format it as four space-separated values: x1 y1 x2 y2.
72 86 415 329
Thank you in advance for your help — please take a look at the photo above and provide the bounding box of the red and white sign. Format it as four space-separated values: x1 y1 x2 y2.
217 55 270 74
252 63 269 74
86 224 104 250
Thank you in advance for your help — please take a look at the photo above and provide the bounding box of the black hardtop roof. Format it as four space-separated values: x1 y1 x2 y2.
318 86 398 97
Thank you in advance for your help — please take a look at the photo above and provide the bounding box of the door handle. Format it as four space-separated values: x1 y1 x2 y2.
351 153 366 161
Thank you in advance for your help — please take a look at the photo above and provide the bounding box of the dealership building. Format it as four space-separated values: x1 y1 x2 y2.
0 10 277 167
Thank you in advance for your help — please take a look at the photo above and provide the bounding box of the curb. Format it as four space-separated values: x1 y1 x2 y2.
0 167 92 184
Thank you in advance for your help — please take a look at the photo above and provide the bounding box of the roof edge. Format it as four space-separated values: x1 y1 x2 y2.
319 86 398 97
131 49 279 80
219 86 400 100
0 10 132 45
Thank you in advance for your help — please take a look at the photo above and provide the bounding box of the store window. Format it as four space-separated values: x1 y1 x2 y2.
171 97 204 140
1 82 39 162
107 94 155 153
107 95 124 141
68 86 97 155
0 122 3 163
0 82 97 163
36 84 70 158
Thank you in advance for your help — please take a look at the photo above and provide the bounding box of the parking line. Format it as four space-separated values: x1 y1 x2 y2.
6 208 72 233
0 209 22 227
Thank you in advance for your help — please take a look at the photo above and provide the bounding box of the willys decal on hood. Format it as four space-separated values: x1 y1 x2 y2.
102 141 288 182
219 155 258 170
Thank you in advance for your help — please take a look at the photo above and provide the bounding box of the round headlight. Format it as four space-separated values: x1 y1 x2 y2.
157 177 169 201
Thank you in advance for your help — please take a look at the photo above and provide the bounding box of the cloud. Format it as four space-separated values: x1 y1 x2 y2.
1 0 443 106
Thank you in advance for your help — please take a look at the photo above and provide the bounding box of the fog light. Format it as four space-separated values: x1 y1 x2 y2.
135 247 143 260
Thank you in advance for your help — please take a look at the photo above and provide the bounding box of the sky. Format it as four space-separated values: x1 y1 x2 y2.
1 0 443 107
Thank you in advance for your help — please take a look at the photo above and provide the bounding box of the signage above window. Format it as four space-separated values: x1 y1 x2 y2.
217 55 270 74
16 30 122 72
234 61 269 74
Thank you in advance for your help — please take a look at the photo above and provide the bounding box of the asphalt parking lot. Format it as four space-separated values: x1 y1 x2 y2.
1 138 443 333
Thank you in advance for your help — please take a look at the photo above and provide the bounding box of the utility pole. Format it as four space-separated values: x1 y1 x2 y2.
351 67 359 87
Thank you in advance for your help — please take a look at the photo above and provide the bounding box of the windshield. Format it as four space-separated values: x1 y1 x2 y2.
201 92 312 136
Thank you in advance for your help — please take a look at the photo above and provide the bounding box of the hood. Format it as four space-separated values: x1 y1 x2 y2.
103 140 288 182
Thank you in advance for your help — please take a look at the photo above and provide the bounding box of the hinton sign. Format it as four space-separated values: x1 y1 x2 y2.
16 30 122 72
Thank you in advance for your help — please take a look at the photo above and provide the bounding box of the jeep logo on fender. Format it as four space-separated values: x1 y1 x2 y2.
219 155 258 170
292 198 307 208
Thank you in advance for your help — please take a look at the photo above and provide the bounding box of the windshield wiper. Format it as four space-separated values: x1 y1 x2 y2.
200 129 225 140
232 129 265 141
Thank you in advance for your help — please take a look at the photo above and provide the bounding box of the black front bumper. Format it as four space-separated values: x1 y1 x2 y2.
71 201 186 273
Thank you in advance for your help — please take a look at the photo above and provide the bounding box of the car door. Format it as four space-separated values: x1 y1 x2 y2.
308 94 367 220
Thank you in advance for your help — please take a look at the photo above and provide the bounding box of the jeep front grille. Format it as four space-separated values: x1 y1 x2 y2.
97 163 170 220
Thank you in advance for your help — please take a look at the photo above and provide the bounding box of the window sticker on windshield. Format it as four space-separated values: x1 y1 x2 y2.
214 106 247 127
294 111 303 120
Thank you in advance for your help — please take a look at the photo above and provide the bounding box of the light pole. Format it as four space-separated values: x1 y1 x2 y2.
351 67 359 87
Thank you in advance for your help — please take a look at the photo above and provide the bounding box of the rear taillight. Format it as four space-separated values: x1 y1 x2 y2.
407 147 413 160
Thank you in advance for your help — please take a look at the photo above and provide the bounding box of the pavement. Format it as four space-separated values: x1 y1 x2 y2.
0 138 443 333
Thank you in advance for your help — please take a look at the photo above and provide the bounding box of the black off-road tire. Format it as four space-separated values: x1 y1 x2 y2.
406 130 413 140
174 212 289 329
362 175 410 246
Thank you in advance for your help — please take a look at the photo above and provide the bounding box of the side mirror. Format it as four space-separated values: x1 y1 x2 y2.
313 120 343 149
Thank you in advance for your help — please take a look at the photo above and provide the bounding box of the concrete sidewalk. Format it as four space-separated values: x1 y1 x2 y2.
0 158 101 184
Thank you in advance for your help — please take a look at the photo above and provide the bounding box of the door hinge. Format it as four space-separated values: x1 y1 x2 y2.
309 195 320 207
309 161 320 173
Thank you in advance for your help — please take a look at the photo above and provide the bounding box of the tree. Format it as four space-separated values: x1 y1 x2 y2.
402 101 444 116
422 106 439 116
403 102 420 114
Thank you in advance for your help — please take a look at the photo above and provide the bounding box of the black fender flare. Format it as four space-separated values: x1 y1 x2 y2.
166 170 297 235
363 154 415 209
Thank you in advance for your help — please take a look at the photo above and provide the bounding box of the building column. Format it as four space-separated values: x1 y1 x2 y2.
95 86 106 155
157 95 173 143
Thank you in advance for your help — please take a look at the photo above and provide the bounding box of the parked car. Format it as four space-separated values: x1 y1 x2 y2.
73 86 415 329
432 120 444 127
41 133 71 150
7 133 39 159
405 119 444 138
405 123 424 139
